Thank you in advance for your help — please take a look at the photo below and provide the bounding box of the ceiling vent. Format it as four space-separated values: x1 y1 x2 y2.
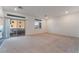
18 6 23 9
35 19 42 21
7 14 26 19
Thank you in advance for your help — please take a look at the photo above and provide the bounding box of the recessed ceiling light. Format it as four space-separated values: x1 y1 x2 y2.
14 8 17 11
65 11 69 14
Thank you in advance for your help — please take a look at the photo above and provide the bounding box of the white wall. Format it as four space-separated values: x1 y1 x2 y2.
47 13 79 37
26 17 47 35
0 7 4 17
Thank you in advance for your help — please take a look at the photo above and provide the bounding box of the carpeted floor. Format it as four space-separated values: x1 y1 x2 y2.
0 33 79 53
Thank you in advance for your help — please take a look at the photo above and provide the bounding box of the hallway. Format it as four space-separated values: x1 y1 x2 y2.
0 33 79 53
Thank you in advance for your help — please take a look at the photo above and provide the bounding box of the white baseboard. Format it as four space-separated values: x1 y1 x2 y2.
47 32 79 39
26 32 79 39
26 32 48 36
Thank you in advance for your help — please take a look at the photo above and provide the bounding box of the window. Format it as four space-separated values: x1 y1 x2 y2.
19 25 21 27
19 22 21 24
34 21 42 29
10 19 25 37
11 25 13 27
12 21 14 23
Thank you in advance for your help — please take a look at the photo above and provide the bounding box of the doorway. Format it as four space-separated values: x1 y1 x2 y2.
10 19 25 37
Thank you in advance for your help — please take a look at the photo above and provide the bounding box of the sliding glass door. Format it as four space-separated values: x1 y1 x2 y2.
10 19 25 37
17 20 25 36
0 18 3 39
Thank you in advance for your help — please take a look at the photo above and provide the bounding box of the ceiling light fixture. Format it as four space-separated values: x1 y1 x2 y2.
65 11 69 14
14 8 17 11
14 6 23 11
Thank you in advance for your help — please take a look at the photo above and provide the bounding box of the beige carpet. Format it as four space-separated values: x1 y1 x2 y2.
0 33 79 53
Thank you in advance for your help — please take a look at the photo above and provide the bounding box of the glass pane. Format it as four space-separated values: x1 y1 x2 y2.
10 20 18 28
10 19 25 37
18 20 25 28
0 19 3 39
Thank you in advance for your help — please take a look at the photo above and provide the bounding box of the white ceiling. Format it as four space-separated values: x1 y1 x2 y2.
2 6 79 18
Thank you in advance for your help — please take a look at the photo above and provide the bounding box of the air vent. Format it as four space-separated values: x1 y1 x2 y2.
7 14 26 18
18 6 23 9
35 19 42 21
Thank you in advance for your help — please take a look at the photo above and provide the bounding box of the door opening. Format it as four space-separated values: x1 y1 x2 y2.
10 19 25 37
